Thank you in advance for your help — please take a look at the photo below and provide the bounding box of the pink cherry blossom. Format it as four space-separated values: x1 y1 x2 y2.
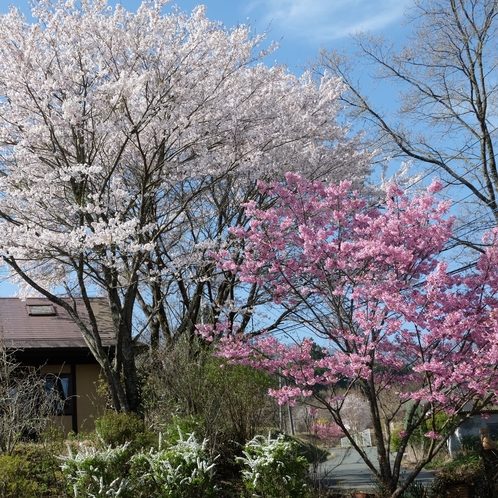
424 431 442 440
203 173 498 495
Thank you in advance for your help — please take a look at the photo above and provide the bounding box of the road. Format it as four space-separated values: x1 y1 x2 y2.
313 446 436 492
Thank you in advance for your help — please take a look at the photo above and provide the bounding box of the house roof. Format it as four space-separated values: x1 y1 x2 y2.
0 297 115 350
460 400 498 414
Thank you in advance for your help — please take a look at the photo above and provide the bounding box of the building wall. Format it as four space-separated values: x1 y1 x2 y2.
448 414 498 457
41 363 106 435
75 363 106 432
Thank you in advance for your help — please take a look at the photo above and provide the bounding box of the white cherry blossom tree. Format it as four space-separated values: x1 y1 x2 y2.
0 0 371 412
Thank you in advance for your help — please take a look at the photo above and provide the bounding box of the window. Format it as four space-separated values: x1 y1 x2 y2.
27 304 56 316
45 374 73 415
488 422 498 440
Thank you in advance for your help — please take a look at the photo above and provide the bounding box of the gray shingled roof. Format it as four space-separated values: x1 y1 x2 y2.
0 298 115 350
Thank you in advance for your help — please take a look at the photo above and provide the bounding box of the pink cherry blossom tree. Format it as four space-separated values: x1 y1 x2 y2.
205 172 498 496
0 1 370 412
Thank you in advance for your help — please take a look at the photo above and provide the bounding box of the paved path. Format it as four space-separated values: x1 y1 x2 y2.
313 446 436 492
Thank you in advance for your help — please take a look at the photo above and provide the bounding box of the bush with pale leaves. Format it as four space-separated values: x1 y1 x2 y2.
237 433 309 498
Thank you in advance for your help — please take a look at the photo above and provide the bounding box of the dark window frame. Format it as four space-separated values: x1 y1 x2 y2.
27 304 57 316
487 422 498 440
45 373 73 416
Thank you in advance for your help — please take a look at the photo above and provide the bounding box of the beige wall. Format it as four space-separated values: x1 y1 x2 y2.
75 363 106 432
41 363 106 435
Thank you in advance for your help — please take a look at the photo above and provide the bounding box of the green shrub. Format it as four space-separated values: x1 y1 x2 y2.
142 338 278 460
403 480 427 498
94 411 157 453
404 410 451 451
390 425 403 452
237 433 310 498
130 431 218 498
0 444 64 498
459 435 481 454
162 415 205 446
0 453 42 497
429 461 492 497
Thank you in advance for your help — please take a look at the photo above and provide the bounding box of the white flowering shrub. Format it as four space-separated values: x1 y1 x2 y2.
129 432 217 498
59 441 131 497
60 430 218 498
237 433 309 498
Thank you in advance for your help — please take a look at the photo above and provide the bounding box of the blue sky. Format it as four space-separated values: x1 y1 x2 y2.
3 0 411 72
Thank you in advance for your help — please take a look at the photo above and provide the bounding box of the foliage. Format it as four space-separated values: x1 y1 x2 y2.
237 433 309 498
307 412 344 447
59 441 131 497
129 431 218 498
60 428 218 498
0 453 43 498
338 394 371 434
404 409 451 452
429 461 492 497
402 480 427 498
206 172 498 496
373 478 428 498
459 435 482 456
441 452 480 470
264 430 329 467
142 338 278 472
95 411 157 454
161 415 206 446
0 443 64 498
390 426 404 453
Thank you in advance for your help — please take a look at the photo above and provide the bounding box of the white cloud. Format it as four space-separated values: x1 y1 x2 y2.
245 0 410 43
